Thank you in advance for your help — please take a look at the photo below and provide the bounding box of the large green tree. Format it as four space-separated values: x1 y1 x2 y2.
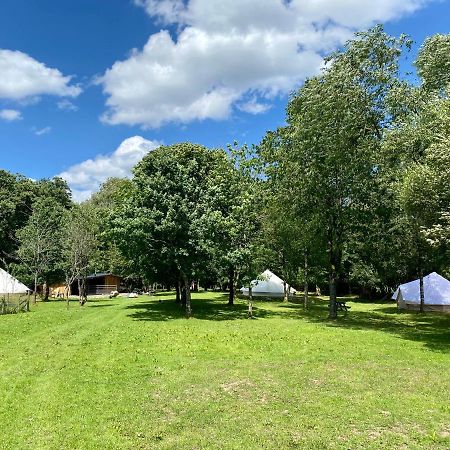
266 26 410 317
110 143 234 317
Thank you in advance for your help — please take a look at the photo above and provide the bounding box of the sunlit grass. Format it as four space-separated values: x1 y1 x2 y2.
1 292 449 449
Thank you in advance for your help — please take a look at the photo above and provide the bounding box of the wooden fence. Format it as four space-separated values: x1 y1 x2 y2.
0 295 30 315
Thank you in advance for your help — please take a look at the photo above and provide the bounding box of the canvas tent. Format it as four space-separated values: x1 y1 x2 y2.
240 270 296 297
392 272 450 313
0 268 30 295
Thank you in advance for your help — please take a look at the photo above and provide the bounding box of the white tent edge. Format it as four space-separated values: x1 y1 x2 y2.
240 269 296 297
0 268 30 295
392 272 450 313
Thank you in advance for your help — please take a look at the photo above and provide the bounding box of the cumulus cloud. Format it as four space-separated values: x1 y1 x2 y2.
99 0 432 128
237 98 272 115
58 136 160 202
0 109 22 121
0 49 81 101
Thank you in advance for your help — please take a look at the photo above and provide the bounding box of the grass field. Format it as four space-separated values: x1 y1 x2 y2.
1 292 449 449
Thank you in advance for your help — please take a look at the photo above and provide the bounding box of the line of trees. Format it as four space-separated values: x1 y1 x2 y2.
1 27 450 317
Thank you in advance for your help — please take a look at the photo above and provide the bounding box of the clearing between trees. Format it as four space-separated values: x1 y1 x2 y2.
1 292 449 449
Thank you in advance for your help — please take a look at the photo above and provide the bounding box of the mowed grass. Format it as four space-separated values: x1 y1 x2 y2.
1 292 449 449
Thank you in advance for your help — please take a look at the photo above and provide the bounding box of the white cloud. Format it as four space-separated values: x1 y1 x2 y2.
34 126 52 136
58 136 160 202
57 99 78 111
238 98 272 115
0 109 22 121
99 0 432 128
0 49 81 101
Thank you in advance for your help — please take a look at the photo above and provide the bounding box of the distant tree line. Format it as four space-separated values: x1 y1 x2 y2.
1 27 450 317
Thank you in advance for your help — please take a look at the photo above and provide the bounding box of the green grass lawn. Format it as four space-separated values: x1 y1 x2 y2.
1 292 449 449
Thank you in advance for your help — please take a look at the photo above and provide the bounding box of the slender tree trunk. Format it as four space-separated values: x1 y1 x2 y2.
228 267 235 306
33 273 38 304
248 285 253 318
329 266 338 319
79 277 87 306
181 273 192 318
328 222 338 319
181 284 187 308
175 280 181 303
282 253 289 303
419 267 425 313
65 280 71 309
43 281 49 301
283 279 288 303
304 251 309 309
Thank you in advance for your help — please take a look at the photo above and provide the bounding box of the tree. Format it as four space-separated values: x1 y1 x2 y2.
0 171 35 269
16 198 65 302
89 178 135 278
110 143 234 317
271 26 410 318
383 32 450 309
61 204 98 306
222 143 269 316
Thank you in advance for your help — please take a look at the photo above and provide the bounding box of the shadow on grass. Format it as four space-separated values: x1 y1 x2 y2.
300 302 450 353
126 295 263 321
125 293 306 322
88 303 114 308
125 293 450 353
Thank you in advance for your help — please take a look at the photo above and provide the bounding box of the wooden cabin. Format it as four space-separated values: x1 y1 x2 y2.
48 273 123 297
71 273 122 296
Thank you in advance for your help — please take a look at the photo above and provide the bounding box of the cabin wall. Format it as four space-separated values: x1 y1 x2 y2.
105 275 120 290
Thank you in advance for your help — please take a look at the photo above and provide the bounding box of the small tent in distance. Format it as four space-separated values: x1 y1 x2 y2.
240 269 296 298
0 268 30 295
392 272 450 313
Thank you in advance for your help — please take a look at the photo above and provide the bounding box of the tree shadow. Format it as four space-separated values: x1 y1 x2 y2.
125 294 450 353
88 303 114 308
125 294 296 322
298 301 450 353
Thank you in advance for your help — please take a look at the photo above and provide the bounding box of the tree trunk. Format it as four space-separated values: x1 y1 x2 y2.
65 281 71 309
43 281 49 301
328 222 338 319
175 280 181 303
328 265 338 319
283 279 289 303
79 277 87 306
304 251 309 310
419 267 425 313
33 273 38 304
228 267 235 306
282 253 289 303
247 285 253 318
181 272 191 318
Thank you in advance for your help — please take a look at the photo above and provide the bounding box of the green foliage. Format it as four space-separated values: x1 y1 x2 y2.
416 33 450 94
0 172 72 271
61 203 99 289
110 143 235 288
15 197 66 293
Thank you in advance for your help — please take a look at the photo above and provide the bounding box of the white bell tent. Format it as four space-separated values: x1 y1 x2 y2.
392 272 450 313
240 269 296 297
0 268 30 295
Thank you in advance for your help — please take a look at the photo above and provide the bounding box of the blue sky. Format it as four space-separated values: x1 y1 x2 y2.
1 0 449 200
